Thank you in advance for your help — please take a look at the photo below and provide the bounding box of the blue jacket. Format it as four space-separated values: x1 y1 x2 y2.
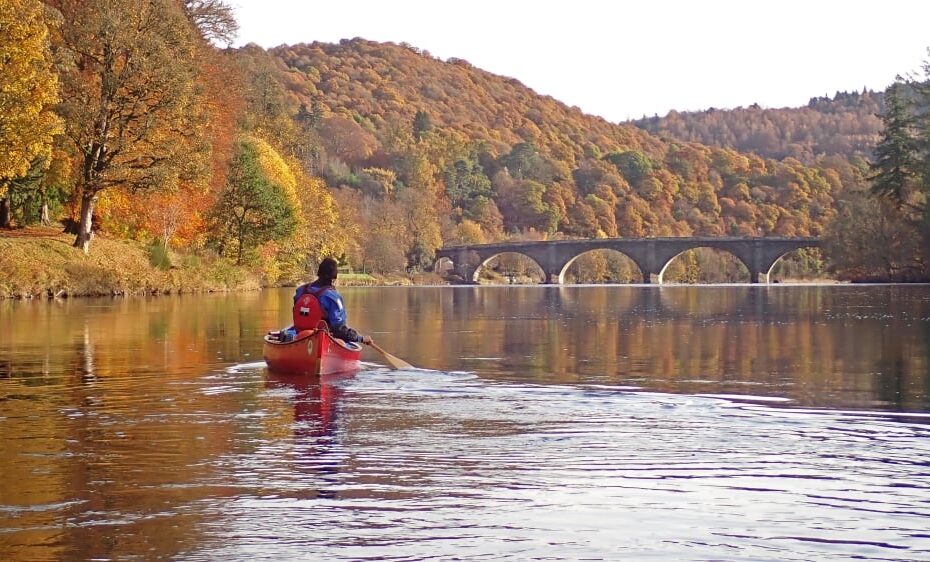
293 283 348 328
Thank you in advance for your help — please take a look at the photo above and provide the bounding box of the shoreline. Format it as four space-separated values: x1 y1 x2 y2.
0 227 446 300
4 229 918 301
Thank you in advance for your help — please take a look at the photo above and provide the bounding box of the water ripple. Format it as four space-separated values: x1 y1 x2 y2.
3 361 929 561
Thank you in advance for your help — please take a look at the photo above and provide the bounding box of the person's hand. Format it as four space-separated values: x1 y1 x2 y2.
361 334 373 345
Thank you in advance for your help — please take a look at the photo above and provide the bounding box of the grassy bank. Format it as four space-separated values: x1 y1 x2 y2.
0 228 448 299
0 227 260 299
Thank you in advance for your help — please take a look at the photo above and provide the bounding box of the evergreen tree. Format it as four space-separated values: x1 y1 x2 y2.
413 110 431 141
869 83 921 216
443 158 491 209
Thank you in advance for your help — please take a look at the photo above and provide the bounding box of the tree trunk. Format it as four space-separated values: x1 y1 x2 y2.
0 198 11 228
235 215 245 265
73 191 96 254
40 188 50 226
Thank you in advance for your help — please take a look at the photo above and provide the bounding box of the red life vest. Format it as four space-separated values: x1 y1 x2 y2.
293 285 332 331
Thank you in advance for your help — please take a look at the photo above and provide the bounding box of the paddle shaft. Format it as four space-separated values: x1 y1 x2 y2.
368 341 414 370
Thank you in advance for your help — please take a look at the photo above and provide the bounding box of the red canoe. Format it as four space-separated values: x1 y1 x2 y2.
263 329 362 376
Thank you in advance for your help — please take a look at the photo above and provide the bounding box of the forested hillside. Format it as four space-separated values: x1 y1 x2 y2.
239 38 842 273
631 91 883 164
0 2 871 283
627 81 930 282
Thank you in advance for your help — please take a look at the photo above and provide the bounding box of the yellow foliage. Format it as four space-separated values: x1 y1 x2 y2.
249 136 300 211
0 0 61 182
295 170 347 261
451 219 486 245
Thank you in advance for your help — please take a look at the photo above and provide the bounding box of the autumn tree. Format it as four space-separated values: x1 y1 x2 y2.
319 116 378 167
182 0 238 45
399 187 443 271
0 0 61 227
237 46 297 144
824 187 923 281
448 219 487 245
50 0 208 252
361 197 408 274
207 140 298 264
495 173 559 234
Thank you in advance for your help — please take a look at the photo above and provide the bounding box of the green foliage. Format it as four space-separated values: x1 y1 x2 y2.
495 174 558 233
500 142 538 179
444 157 491 209
148 241 172 270
870 83 921 212
3 156 46 227
207 140 298 264
413 109 432 141
822 76 930 281
603 150 654 185
405 239 435 272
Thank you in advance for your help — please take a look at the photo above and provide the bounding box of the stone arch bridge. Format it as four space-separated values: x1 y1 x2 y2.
434 237 821 284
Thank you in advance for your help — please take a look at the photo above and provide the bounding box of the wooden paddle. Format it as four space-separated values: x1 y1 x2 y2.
368 341 414 370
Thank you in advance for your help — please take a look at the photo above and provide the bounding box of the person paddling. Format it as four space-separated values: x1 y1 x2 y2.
283 257 372 345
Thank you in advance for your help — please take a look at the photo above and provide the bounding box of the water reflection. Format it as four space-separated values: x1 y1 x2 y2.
334 286 930 412
2 287 930 560
263 371 350 500
2 286 929 411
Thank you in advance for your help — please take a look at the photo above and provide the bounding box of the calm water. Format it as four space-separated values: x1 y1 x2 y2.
1 285 929 561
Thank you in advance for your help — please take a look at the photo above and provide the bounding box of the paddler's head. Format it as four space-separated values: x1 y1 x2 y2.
317 257 339 285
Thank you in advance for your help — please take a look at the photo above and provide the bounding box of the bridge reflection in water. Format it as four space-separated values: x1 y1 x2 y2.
435 237 821 284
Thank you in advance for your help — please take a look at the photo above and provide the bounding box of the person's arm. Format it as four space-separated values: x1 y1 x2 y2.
322 292 369 343
330 323 367 343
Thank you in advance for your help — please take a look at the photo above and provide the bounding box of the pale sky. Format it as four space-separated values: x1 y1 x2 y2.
231 0 930 122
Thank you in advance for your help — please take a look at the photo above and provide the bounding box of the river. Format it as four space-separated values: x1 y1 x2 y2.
1 285 929 560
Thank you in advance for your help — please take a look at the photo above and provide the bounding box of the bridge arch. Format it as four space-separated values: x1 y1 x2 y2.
766 247 824 282
433 256 454 276
474 251 546 284
558 248 645 284
658 246 751 284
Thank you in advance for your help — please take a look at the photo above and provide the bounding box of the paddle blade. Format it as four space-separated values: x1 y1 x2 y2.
370 342 414 370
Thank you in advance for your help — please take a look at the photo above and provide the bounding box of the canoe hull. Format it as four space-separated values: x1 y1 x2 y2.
263 330 362 376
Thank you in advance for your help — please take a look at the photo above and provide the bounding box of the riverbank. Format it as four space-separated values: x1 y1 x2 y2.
0 227 262 299
0 228 445 299
1 228 848 300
